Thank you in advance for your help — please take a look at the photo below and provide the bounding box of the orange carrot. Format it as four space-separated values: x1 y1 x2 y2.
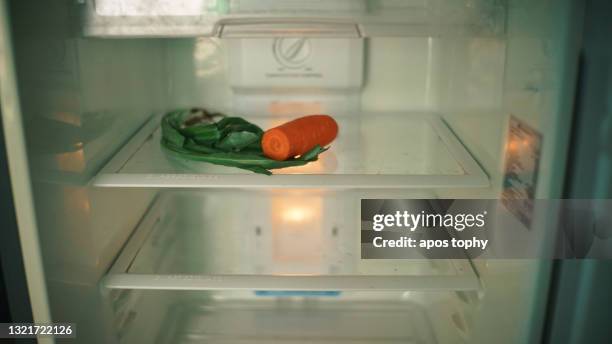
262 114 338 161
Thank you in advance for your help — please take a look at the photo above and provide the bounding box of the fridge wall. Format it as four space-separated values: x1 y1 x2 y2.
0 0 583 343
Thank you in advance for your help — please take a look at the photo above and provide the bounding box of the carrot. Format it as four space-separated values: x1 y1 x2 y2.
262 114 338 161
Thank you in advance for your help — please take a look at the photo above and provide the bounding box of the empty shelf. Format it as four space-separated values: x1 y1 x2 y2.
156 300 438 344
102 192 481 292
92 112 488 189
83 0 505 38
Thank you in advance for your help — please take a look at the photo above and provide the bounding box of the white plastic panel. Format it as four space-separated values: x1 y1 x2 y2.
228 38 363 90
162 37 443 116
102 192 480 292
92 112 489 189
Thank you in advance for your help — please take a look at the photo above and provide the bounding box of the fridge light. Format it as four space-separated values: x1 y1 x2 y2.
282 206 312 223
272 196 322 263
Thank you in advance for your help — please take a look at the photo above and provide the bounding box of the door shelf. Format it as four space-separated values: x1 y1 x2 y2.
92 112 489 189
102 193 481 292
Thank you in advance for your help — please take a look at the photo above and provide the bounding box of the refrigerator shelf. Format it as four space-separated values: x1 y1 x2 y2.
82 0 505 38
102 192 482 292
155 300 438 344
92 112 489 189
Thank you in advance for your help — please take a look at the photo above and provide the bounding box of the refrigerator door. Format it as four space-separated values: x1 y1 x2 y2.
545 0 612 342
0 93 34 328
0 0 52 334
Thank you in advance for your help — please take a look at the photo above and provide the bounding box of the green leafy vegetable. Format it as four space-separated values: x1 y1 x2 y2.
216 131 260 152
160 108 328 175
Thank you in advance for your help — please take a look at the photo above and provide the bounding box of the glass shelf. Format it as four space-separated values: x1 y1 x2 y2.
156 299 438 344
102 192 481 292
82 0 506 38
92 112 489 189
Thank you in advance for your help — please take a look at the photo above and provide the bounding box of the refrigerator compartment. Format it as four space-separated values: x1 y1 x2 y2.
92 112 489 189
156 299 438 344
102 191 481 292
82 0 506 38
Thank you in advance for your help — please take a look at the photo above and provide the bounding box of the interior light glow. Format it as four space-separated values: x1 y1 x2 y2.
282 206 312 223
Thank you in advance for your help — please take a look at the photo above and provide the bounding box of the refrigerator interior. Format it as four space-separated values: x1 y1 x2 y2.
0 0 581 343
